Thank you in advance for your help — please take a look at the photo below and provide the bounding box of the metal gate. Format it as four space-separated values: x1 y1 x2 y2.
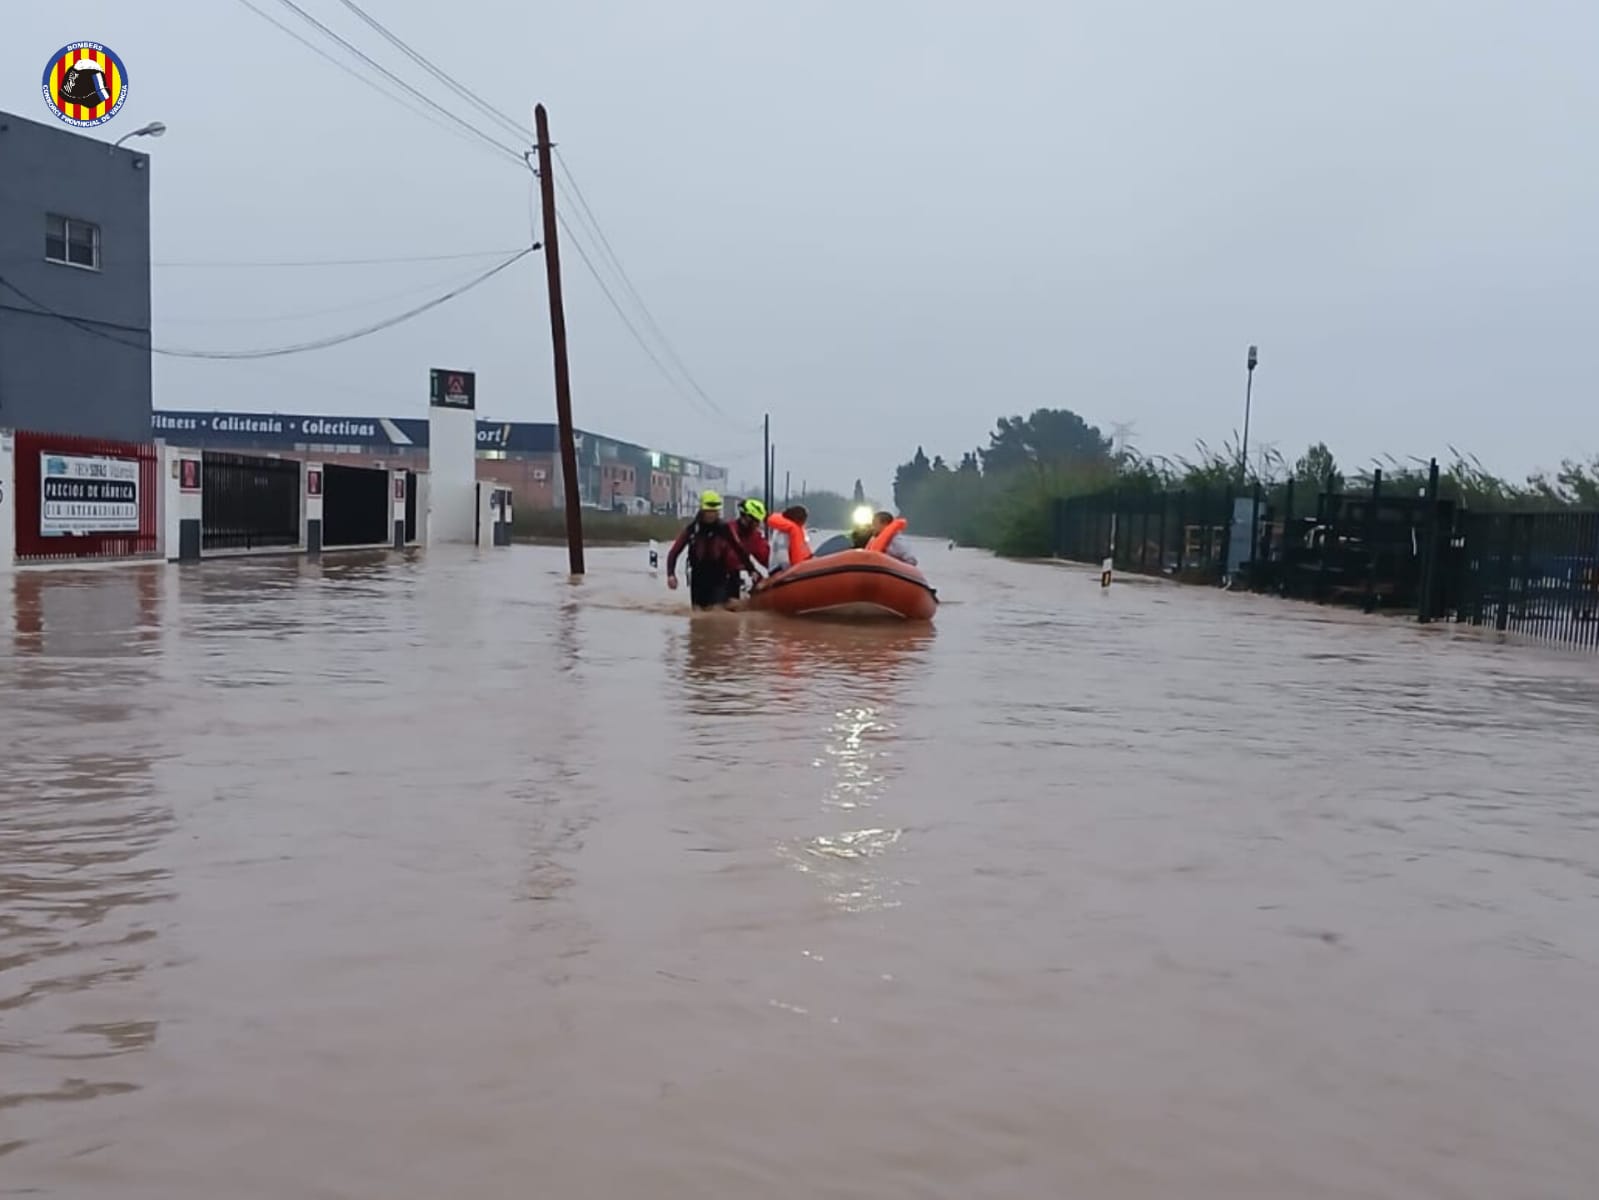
12 430 160 562
202 451 302 551
322 463 390 547
1443 510 1599 650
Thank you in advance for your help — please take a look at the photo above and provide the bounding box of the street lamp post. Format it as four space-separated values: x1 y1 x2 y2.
112 121 166 151
1238 344 1258 488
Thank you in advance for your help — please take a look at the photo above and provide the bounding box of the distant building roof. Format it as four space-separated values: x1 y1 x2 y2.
150 409 724 477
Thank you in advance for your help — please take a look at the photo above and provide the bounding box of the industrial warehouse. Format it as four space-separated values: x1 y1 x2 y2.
151 409 728 516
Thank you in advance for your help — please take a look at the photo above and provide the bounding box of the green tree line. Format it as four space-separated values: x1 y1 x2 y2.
893 409 1599 557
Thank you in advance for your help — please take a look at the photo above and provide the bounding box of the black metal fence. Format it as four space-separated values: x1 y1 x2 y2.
1052 488 1236 582
1249 472 1457 613
201 452 301 551
1445 511 1599 649
1051 466 1599 652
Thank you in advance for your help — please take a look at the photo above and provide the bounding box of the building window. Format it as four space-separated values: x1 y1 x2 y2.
46 214 100 270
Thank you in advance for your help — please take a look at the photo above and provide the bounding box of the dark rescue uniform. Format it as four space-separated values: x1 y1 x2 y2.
667 517 758 608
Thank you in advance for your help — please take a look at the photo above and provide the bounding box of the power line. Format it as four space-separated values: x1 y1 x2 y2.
161 259 523 324
302 0 730 424
240 0 727 425
553 151 727 419
154 248 529 268
552 211 721 423
233 0 512 162
330 0 532 146
259 0 527 164
0 247 534 360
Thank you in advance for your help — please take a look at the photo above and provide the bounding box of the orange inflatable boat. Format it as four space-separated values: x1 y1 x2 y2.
747 549 938 621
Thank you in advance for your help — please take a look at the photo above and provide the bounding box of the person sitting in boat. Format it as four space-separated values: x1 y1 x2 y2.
847 506 875 549
666 491 762 609
868 511 918 566
765 504 812 572
731 498 770 571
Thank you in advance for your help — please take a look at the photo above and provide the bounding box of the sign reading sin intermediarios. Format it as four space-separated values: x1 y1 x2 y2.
40 453 140 535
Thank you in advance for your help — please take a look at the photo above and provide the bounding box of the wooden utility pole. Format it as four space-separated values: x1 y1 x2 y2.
535 103 585 575
784 470 790 508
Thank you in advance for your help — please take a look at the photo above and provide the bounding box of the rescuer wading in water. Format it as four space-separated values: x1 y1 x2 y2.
666 491 762 609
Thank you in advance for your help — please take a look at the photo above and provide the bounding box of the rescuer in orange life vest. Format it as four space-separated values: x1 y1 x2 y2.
765 504 812 572
859 510 917 566
666 491 762 609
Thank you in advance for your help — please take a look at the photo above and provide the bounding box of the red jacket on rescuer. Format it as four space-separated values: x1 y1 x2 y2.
731 518 770 569
665 518 754 578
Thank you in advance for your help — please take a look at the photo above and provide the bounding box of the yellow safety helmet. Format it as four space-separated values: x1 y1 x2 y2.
699 490 723 510
739 498 767 521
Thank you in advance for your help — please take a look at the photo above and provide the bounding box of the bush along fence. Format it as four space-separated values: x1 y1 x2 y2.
1051 459 1599 652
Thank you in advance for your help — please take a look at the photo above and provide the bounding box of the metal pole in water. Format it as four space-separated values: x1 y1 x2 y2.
535 103 585 576
762 414 771 517
1238 344 1258 490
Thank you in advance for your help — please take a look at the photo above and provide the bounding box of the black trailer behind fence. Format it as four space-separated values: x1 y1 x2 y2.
1050 461 1599 652
201 451 302 552
322 464 391 548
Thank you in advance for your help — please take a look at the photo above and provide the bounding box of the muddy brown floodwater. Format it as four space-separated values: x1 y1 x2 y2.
4 542 1599 1198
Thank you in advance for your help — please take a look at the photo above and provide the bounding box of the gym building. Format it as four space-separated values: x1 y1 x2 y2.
150 410 728 516
0 110 153 442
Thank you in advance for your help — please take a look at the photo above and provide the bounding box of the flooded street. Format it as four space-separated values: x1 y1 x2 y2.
4 542 1599 1199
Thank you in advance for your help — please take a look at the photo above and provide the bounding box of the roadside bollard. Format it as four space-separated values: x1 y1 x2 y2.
648 540 659 573
1100 556 1113 588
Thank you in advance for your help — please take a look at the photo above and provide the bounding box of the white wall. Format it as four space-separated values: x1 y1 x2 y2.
0 430 15 573
391 469 408 546
160 443 203 560
413 472 430 544
428 405 476 542
160 441 181 559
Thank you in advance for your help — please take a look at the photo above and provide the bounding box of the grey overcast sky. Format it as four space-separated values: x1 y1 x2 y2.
6 1 1597 498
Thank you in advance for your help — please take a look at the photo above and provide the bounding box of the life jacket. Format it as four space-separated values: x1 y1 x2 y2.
682 518 743 572
867 517 908 554
766 513 811 565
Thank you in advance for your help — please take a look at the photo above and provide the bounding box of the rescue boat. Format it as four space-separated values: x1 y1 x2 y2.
747 549 938 621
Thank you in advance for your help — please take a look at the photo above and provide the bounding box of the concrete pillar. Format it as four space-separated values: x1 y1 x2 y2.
413 472 431 545
0 430 15 574
477 484 514 548
427 369 477 542
391 469 407 549
305 462 324 557
162 442 203 561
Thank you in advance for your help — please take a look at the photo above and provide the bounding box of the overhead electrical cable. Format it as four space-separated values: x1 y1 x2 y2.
155 248 528 268
261 0 527 164
233 0 729 423
233 0 512 161
552 150 728 419
0 247 534 360
312 0 730 421
331 0 534 146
